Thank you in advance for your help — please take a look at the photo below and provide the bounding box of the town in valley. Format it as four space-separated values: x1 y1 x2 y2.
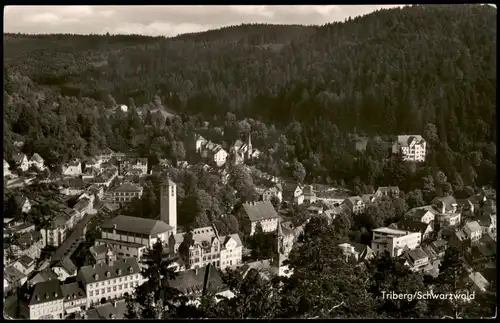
3 4 497 320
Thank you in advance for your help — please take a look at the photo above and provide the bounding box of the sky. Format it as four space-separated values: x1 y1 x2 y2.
4 5 405 37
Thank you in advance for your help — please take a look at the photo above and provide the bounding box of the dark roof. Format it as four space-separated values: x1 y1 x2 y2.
31 153 44 163
406 247 429 262
5 266 27 283
410 208 434 219
377 186 400 192
92 300 127 319
433 196 458 212
28 268 59 286
18 231 43 249
78 257 141 284
61 282 86 302
113 182 142 193
242 201 279 222
13 153 27 163
397 219 430 234
90 244 108 260
52 257 77 274
101 215 173 236
29 279 64 306
169 265 225 295
18 255 35 268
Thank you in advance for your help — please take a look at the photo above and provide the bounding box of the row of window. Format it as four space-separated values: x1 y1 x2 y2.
114 192 140 196
88 282 139 297
88 275 139 289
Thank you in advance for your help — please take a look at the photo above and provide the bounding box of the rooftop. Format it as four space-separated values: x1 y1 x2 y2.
464 221 482 233
78 257 141 284
5 265 27 283
29 279 64 306
113 182 142 193
406 247 429 262
169 265 225 295
61 282 86 302
242 201 280 222
372 227 410 236
101 215 173 236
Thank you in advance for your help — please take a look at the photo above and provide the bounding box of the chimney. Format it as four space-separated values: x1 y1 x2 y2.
441 203 446 214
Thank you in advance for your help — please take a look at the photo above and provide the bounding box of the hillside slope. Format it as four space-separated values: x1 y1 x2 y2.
3 4 496 188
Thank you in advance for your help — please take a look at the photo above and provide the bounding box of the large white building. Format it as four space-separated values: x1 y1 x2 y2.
392 135 426 162
77 253 144 308
26 280 65 319
96 215 174 260
169 225 243 270
240 201 280 236
371 227 422 257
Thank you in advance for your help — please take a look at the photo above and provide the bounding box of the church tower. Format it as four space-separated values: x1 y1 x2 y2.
247 133 253 160
160 178 177 234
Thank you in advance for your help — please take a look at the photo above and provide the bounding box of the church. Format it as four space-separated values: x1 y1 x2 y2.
95 178 178 260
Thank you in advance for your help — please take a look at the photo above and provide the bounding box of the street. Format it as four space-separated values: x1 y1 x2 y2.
52 212 96 262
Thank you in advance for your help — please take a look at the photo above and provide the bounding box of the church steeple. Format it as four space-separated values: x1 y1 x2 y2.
247 133 253 160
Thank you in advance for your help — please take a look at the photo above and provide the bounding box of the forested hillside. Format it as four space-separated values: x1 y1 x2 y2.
3 4 497 193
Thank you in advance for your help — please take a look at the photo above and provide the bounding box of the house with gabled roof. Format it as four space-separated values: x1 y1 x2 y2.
51 256 78 281
29 153 46 171
108 182 143 204
77 255 143 308
392 135 426 162
343 196 366 215
13 153 29 171
240 201 280 235
394 219 434 240
4 265 28 293
338 242 375 264
61 281 87 317
12 255 36 276
23 279 65 319
403 247 430 272
375 186 400 198
62 159 82 177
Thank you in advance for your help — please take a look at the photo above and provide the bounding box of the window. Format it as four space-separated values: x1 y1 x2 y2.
119 285 123 290
107 287 111 293
125 283 129 288
101 289 105 294
119 278 122 282
96 290 100 295
89 291 93 297
113 286 117 291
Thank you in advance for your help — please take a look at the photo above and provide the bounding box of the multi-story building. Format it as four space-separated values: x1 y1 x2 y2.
12 255 36 276
407 207 437 224
108 182 143 204
62 160 82 176
343 196 366 215
403 247 430 272
77 254 143 308
240 201 280 235
7 230 45 261
262 183 283 203
433 196 461 228
96 147 115 164
169 225 243 270
61 282 87 316
371 227 422 257
338 242 376 263
463 221 483 242
119 157 148 176
25 280 65 319
96 215 174 260
28 153 46 171
41 215 68 247
13 153 29 172
375 186 400 198
392 135 426 162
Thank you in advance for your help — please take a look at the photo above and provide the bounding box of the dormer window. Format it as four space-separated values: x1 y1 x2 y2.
94 274 99 280
106 271 111 277
45 293 49 299
129 267 133 273
117 269 122 275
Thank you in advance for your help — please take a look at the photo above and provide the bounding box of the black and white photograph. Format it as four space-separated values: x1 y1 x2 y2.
3 4 497 319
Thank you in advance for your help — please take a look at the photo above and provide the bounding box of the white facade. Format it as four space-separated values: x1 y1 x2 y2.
220 236 243 270
62 161 82 176
14 154 29 172
84 273 143 308
214 149 228 167
4 159 12 176
371 227 422 258
42 226 67 248
160 180 177 235
250 217 279 236
29 299 64 319
393 135 426 162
